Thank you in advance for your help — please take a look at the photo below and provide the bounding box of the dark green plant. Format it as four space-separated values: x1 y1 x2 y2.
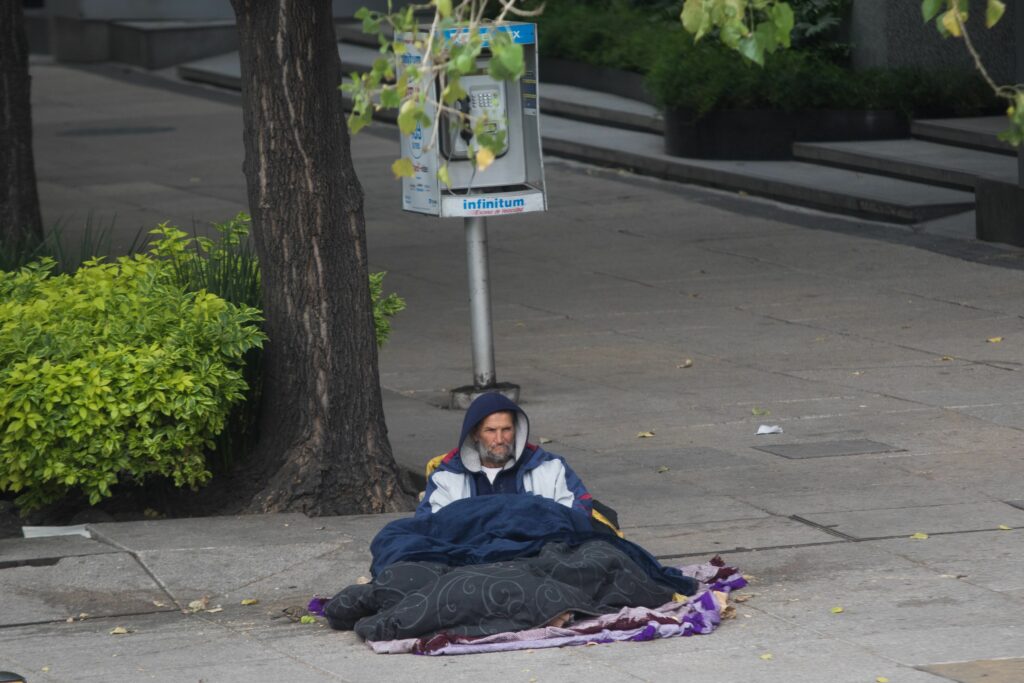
647 37 1000 119
535 0 680 74
0 214 139 275
147 214 261 310
0 254 267 511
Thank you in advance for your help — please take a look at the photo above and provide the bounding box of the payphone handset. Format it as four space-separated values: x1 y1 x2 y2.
439 73 510 161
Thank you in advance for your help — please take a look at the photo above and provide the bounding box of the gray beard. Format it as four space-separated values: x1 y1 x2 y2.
478 441 513 468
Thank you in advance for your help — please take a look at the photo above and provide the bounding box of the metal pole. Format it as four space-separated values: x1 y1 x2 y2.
464 216 496 388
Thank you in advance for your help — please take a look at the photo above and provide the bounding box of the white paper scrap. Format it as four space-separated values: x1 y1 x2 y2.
756 425 783 435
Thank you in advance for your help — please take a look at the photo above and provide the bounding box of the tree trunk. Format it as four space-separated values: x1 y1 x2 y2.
230 0 414 515
0 1 44 249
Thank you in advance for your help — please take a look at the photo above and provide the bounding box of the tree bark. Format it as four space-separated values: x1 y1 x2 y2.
0 1 43 249
230 0 414 515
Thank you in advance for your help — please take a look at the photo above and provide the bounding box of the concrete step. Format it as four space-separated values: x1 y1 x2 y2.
178 49 975 224
180 44 662 133
792 138 1018 191
110 20 238 70
912 116 1017 156
542 118 975 224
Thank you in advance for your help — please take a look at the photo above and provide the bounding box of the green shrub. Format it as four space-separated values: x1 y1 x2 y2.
145 214 405 347
534 0 681 74
0 254 266 510
646 38 1000 119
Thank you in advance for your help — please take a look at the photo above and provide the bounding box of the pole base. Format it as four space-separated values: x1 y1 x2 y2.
450 382 521 410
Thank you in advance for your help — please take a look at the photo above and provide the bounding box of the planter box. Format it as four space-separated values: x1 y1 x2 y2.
664 108 909 160
976 176 1024 247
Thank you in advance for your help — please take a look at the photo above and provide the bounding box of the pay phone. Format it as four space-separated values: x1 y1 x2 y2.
399 22 546 217
439 74 510 161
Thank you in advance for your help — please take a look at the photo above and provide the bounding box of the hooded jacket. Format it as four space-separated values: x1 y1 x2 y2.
415 393 592 517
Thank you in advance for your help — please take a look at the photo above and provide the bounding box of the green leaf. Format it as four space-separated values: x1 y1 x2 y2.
986 0 1005 27
437 164 452 188
379 85 401 109
941 8 963 36
441 79 468 105
771 2 794 48
738 34 765 66
487 42 524 81
391 158 415 179
921 0 945 21
434 0 452 19
681 0 706 36
396 99 420 135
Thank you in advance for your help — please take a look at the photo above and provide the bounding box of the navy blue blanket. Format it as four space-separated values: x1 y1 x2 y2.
370 494 698 596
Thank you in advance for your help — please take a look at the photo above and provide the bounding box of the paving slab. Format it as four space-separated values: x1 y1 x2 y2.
754 438 904 459
921 658 1024 683
88 513 332 551
734 478 985 516
0 535 118 566
136 542 348 600
0 612 342 683
621 516 838 558
0 552 171 627
798 502 1024 540
576 633 950 683
870 530 1024 593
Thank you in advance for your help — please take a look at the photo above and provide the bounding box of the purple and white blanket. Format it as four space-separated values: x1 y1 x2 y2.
311 556 745 656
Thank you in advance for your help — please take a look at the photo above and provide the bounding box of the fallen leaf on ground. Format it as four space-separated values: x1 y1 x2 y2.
539 437 552 444
911 532 929 540
637 431 655 438
656 465 670 474
987 336 1004 343
152 600 166 608
830 606 844 614
760 653 773 661
998 525 1012 530
205 607 223 614
66 616 74 623
941 356 954 361
300 615 317 624
677 359 693 369
109 626 130 635
876 678 890 683
733 594 752 603
41 666 50 672
751 407 770 416
356 576 371 585
241 599 259 606
187 596 210 613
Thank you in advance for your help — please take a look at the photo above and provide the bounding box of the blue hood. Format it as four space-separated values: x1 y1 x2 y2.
458 393 530 472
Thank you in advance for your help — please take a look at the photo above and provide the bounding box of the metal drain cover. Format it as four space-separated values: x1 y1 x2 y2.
754 439 904 459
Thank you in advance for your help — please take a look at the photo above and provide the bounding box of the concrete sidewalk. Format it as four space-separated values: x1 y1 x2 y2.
2 62 1024 682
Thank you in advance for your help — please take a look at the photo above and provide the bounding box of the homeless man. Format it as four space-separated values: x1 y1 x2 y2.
416 392 592 516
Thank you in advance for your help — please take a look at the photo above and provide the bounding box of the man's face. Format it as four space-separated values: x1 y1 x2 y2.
475 411 516 467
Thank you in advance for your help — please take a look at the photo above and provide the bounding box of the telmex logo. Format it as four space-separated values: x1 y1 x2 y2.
446 26 525 45
462 197 526 210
